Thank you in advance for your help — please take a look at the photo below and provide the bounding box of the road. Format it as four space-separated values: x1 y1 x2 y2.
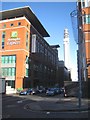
1 94 89 119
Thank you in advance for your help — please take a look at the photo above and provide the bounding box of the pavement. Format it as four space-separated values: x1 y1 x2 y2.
23 95 90 112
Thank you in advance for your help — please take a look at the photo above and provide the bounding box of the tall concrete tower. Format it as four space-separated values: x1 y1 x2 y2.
63 28 70 71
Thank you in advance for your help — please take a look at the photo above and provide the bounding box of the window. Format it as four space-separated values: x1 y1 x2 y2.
36 40 40 53
2 67 16 82
26 56 28 64
11 23 14 26
2 42 4 49
26 31 28 39
8 68 12 76
18 22 21 26
6 80 15 88
2 68 4 76
1 56 5 63
9 56 12 63
1 55 16 64
2 32 5 40
2 31 5 49
12 68 16 76
84 14 90 24
11 56 13 63
8 55 16 63
82 2 85 8
26 68 28 76
5 56 9 63
3 68 7 76
12 56 16 63
26 31 29 49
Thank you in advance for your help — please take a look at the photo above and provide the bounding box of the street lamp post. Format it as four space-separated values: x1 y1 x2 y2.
70 9 86 109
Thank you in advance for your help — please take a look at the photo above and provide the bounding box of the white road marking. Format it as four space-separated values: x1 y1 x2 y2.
17 98 30 103
46 112 50 114
6 105 18 108
17 100 23 103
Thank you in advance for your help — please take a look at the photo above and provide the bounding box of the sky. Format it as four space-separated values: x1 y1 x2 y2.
1 1 78 81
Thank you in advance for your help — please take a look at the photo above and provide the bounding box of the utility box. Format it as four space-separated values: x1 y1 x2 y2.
0 78 6 94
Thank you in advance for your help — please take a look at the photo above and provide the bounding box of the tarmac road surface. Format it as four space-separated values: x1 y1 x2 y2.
1 94 89 119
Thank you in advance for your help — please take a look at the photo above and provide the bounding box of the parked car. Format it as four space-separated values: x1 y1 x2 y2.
46 88 55 96
53 88 60 94
19 88 32 95
60 87 65 93
28 88 33 94
58 87 67 97
38 88 46 93
31 88 39 95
